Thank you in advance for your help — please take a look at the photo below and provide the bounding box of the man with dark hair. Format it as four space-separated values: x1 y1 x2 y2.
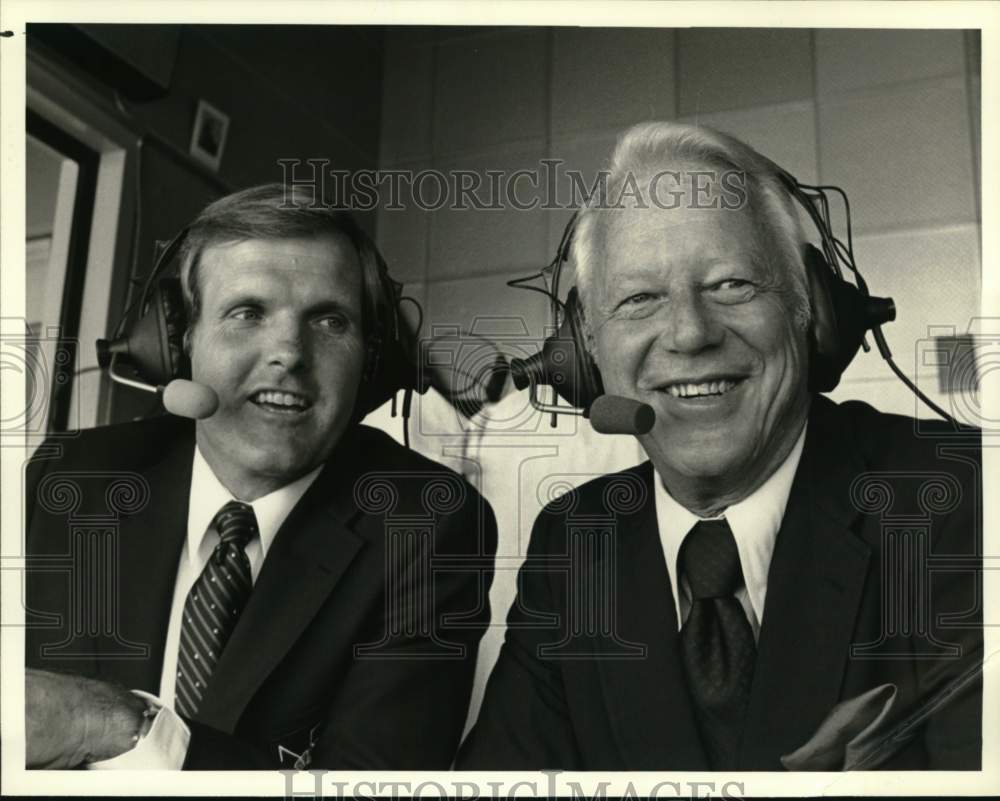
459 123 981 771
25 184 497 770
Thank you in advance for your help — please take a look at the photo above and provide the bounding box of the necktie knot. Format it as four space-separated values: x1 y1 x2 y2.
212 501 258 553
679 519 743 600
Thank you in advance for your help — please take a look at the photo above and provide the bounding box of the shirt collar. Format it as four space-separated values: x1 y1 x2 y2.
186 446 323 569
653 422 808 624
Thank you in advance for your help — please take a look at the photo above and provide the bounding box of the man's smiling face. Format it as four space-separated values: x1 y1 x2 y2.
589 180 810 506
188 234 365 500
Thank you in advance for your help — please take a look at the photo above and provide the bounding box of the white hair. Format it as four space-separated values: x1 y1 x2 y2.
571 121 811 335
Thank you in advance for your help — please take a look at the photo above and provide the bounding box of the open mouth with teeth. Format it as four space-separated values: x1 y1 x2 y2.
250 390 313 413
662 378 744 399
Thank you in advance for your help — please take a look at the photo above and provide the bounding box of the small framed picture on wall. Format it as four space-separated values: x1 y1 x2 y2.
189 99 230 172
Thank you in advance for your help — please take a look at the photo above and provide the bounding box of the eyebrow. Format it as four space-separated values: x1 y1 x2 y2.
611 264 668 282
614 256 749 281
304 299 359 318
218 293 359 318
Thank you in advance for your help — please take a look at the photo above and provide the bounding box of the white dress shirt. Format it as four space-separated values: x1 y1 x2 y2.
89 445 322 769
653 423 807 640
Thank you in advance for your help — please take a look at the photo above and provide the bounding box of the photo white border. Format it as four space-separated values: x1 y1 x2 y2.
2 1 997 796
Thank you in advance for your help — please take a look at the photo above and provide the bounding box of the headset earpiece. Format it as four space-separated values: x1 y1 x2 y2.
509 286 605 410
350 272 424 420
157 278 190 381
805 244 895 392
560 288 604 408
97 275 189 385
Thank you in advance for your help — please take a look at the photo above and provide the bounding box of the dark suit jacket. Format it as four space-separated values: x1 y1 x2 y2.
458 396 981 770
25 415 497 770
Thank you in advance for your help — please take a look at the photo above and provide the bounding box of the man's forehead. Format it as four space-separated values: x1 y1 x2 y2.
198 234 363 298
589 201 761 294
602 197 755 249
200 232 357 265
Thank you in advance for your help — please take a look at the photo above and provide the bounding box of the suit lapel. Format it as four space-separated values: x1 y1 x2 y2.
103 430 193 693
596 463 710 770
740 397 871 769
194 458 365 732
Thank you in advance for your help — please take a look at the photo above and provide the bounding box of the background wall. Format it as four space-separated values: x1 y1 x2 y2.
376 27 982 420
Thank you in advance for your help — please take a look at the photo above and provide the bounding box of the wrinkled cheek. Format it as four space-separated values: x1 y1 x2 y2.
779 325 808 389
759 331 808 422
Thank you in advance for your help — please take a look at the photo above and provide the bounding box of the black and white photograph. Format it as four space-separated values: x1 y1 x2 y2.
1 2 996 797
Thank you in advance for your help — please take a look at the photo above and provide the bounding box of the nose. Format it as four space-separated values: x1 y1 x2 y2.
658 289 723 354
264 315 310 372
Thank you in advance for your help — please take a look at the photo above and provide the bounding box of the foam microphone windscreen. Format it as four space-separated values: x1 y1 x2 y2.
588 395 655 435
162 379 219 419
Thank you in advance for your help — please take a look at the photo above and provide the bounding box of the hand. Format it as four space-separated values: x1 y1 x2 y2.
26 669 149 769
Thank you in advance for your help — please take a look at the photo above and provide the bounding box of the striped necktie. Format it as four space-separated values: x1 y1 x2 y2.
175 500 258 719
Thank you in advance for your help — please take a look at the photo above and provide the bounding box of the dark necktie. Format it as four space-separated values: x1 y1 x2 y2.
175 501 258 719
678 518 756 769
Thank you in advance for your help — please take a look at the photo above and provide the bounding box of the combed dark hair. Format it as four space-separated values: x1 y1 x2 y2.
178 183 396 342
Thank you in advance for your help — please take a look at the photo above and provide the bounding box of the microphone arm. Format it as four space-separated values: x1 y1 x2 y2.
510 352 584 417
97 338 221 419
100 350 161 395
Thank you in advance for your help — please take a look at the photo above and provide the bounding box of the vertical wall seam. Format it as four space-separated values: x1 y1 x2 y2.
810 28 824 186
424 38 440 295
672 27 681 120
963 29 982 226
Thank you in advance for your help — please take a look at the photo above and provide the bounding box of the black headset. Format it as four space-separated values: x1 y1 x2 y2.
96 222 425 422
509 169 958 428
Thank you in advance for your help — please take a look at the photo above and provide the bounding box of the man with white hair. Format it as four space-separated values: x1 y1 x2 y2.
458 122 981 771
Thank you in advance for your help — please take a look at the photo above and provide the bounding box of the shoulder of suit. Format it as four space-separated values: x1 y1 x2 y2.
350 425 495 536
354 424 450 471
822 396 981 471
352 423 489 495
27 415 193 474
536 460 654 521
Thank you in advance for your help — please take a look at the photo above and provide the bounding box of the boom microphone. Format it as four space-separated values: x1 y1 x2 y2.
162 379 219 419
588 395 655 435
